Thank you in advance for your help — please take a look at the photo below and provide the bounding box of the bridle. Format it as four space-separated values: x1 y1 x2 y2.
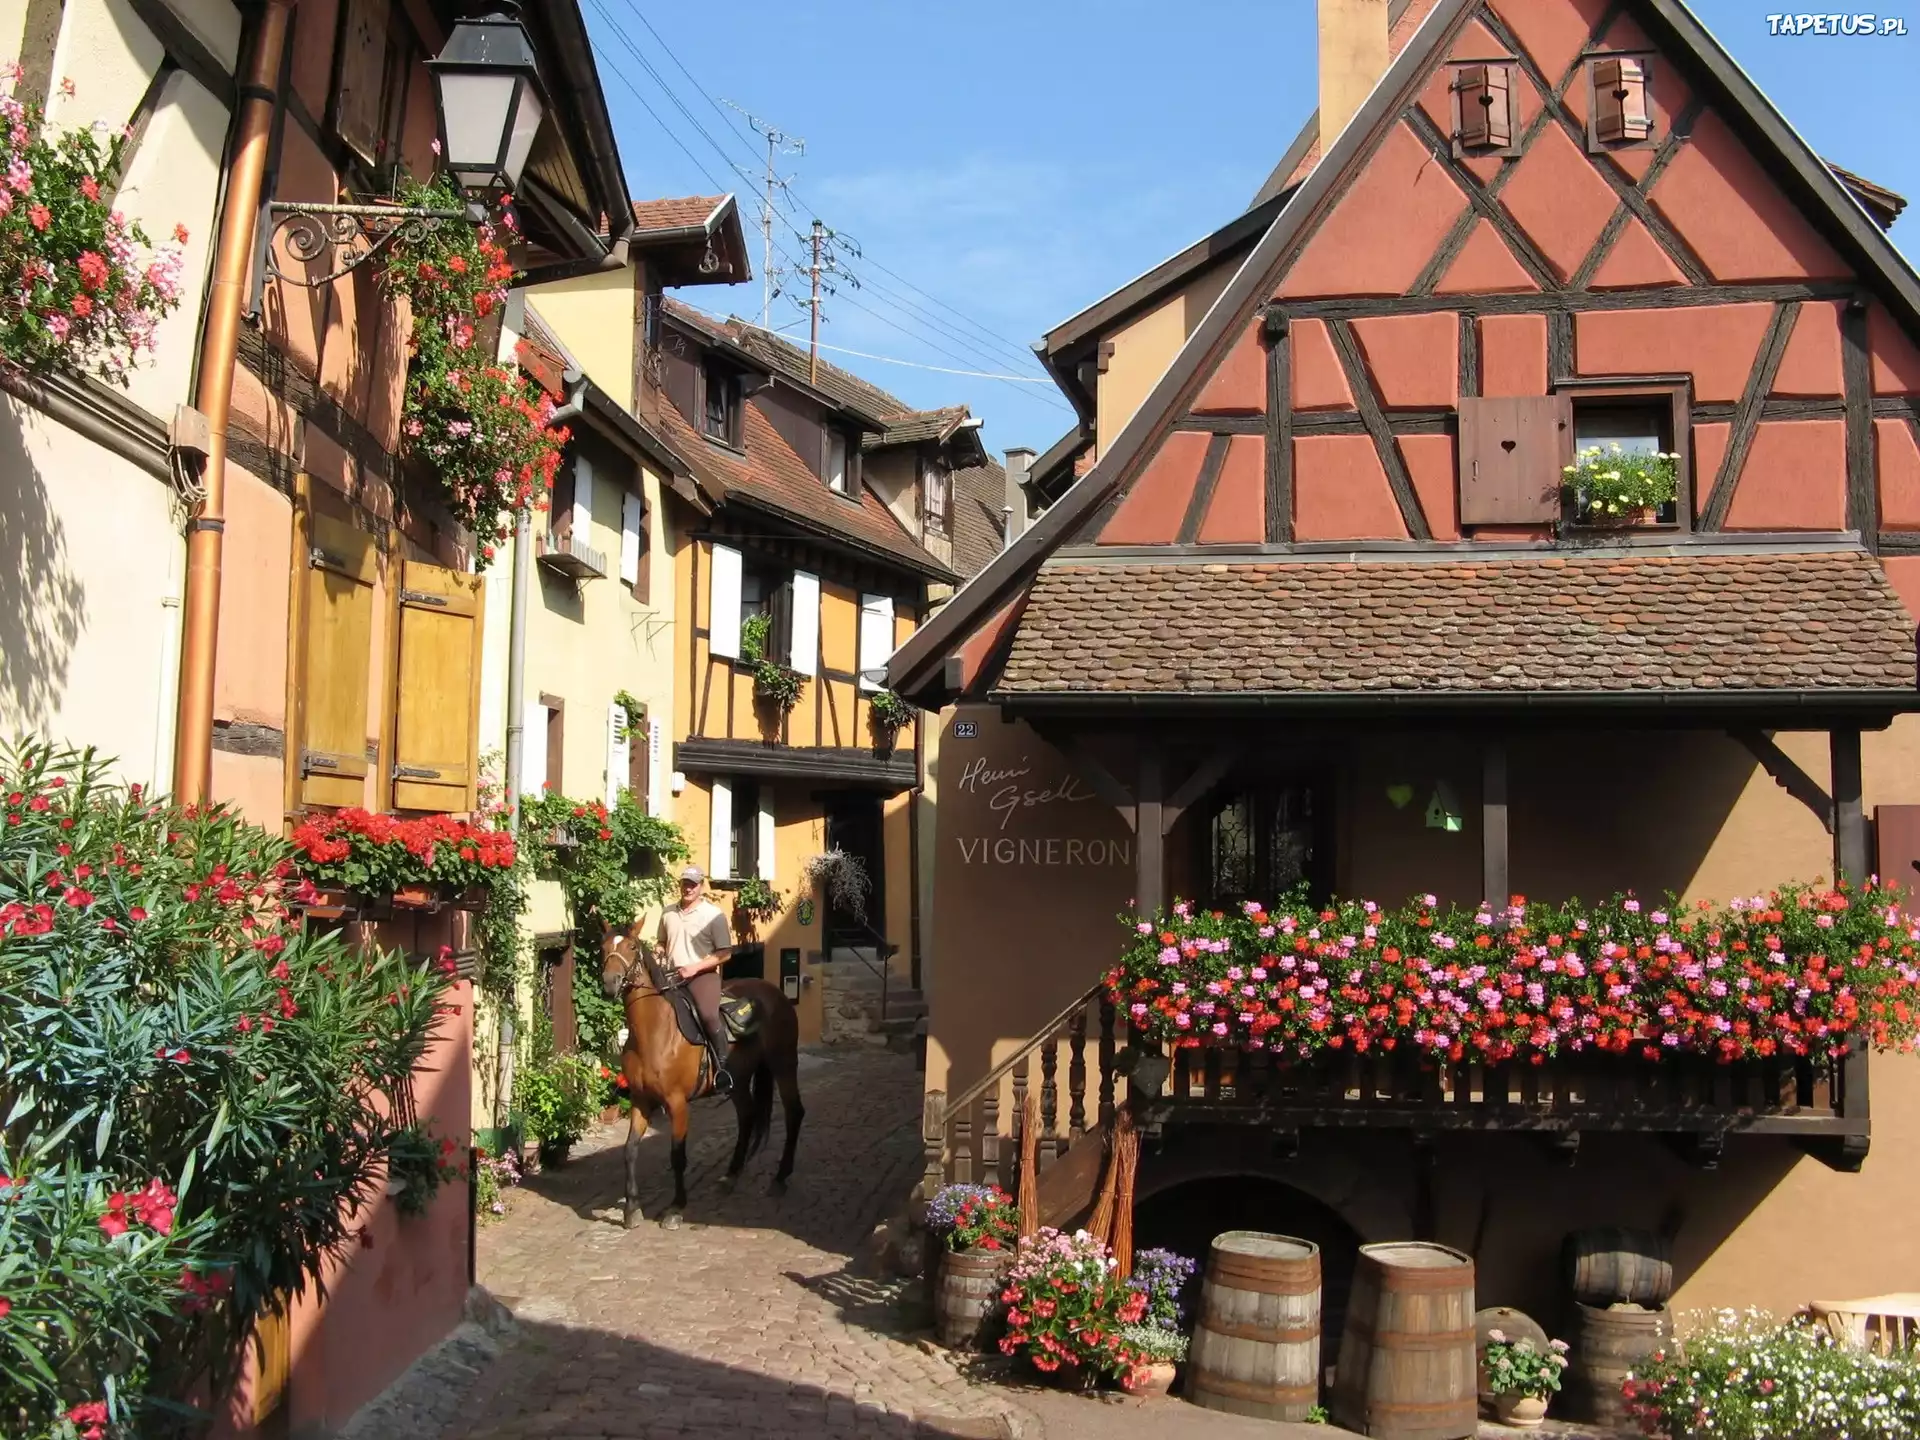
605 938 680 1002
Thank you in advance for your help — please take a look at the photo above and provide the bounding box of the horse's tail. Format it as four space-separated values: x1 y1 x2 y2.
745 1057 776 1159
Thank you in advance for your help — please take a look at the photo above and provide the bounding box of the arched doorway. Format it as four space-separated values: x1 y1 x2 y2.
1133 1174 1364 1368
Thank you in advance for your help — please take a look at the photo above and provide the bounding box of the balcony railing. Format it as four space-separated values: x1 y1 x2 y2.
921 983 1871 1201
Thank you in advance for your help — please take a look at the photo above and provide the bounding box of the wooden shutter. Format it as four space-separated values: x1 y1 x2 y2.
858 593 894 691
605 702 629 808
544 699 565 797
333 0 391 166
1454 65 1512 149
298 513 378 808
389 560 484 812
620 489 643 587
627 707 651 812
1593 58 1652 143
788 571 820 677
757 791 776 881
709 544 743 659
645 716 663 816
547 945 579 1054
768 575 795 668
1457 395 1571 525
709 778 733 879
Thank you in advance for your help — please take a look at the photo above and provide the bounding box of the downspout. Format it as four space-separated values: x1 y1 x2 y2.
495 364 586 1127
171 0 295 803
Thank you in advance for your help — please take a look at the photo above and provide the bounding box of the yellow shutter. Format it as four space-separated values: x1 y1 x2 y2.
389 559 484 812
298 513 378 808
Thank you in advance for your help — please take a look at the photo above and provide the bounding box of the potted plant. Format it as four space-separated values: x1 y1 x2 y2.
290 808 517 911
868 688 914 745
1561 443 1680 526
733 875 783 932
925 1183 1019 1349
382 1121 464 1218
1482 1330 1568 1428
740 612 804 714
1118 1325 1187 1397
516 1052 600 1167
997 1227 1153 1387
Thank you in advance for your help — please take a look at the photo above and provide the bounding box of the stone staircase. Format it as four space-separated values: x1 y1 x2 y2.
818 946 926 1057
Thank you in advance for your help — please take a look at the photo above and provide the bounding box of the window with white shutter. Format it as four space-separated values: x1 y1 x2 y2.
788 571 820 677
757 791 776 881
858 593 894 692
620 490 642 587
709 544 743 659
521 701 549 797
709 778 733 878
605 701 630 808
572 454 594 543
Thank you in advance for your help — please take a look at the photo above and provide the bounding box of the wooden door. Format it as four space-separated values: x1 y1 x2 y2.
389 560 485 812
824 792 885 943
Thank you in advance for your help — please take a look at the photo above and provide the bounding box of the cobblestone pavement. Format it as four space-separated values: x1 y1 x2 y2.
434 1047 1370 1440
436 1048 1031 1440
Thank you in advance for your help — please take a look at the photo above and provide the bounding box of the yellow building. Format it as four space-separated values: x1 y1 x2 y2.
642 302 990 1046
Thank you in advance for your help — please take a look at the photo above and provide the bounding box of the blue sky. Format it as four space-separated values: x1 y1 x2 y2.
579 0 1919 460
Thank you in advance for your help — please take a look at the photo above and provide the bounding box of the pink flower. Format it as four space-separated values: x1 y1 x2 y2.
46 314 69 341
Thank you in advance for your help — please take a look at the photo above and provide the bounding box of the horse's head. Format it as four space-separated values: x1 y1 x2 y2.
599 912 649 999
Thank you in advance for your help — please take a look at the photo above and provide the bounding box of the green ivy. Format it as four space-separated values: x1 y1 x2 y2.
740 613 803 714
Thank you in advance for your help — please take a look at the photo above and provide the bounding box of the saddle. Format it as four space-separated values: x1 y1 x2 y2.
643 955 762 1050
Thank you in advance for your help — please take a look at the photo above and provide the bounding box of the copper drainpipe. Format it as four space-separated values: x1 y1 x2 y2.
171 0 296 803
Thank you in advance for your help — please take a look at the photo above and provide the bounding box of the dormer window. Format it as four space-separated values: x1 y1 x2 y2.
702 359 741 445
921 458 950 534
826 429 851 495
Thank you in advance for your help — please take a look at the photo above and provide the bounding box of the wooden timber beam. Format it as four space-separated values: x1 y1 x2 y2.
1483 739 1509 907
1732 731 1833 832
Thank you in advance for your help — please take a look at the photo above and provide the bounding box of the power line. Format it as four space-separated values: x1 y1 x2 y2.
832 289 1075 413
848 264 1051 378
732 330 1063 383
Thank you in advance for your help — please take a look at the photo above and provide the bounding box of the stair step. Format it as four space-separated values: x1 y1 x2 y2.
876 1016 921 1036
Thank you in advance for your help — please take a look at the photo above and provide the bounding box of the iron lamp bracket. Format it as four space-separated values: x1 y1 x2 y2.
264 200 472 289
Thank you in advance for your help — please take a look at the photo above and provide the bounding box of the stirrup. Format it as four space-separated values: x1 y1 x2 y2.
709 1050 733 1097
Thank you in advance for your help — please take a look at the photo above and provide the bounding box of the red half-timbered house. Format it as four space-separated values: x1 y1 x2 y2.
895 0 1920 1325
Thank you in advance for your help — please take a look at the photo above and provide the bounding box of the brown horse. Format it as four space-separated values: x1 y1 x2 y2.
598 917 804 1229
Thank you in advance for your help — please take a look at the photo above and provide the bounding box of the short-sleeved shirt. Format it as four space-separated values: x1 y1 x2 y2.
658 899 733 973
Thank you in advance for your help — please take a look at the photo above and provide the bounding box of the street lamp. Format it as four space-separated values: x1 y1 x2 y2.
428 7 549 197
265 4 549 289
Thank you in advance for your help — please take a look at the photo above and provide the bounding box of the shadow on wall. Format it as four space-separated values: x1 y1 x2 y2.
0 403 86 731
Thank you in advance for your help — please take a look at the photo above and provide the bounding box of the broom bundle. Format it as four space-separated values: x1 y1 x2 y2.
1087 1111 1133 1244
1109 1120 1139 1279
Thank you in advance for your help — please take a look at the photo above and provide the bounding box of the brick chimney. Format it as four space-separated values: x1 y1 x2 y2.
1003 447 1035 548
1320 0 1391 149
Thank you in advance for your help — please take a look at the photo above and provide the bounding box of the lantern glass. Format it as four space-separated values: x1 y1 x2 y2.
428 11 548 195
437 70 516 188
501 81 544 193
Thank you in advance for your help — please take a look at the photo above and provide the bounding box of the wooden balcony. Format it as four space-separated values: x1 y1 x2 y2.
922 985 1871 1208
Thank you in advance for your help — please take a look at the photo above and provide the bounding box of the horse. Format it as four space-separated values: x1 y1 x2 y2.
598 915 804 1230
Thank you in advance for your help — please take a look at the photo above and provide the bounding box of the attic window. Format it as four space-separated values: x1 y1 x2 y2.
1451 63 1516 154
921 458 950 535
826 429 851 495
1590 56 1655 148
702 359 741 446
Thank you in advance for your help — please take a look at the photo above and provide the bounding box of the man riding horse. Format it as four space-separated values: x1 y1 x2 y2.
656 864 735 1096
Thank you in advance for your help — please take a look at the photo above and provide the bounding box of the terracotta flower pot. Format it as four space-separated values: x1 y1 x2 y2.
390 883 441 911
1131 1361 1178 1398
1495 1392 1549 1428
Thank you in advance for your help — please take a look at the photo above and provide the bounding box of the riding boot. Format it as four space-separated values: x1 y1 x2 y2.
709 1044 734 1098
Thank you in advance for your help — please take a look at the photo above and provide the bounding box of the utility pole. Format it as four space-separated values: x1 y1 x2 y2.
809 219 823 385
723 101 803 329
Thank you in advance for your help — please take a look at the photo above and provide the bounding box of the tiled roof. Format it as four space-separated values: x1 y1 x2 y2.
949 459 1008 581
649 384 955 579
999 550 1918 697
866 407 967 451
631 195 728 235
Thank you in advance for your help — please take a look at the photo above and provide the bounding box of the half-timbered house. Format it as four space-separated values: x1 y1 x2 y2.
893 0 1920 1325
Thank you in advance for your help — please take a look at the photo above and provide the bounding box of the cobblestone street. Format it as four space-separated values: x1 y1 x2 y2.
432 1048 1356 1440
436 1048 1028 1440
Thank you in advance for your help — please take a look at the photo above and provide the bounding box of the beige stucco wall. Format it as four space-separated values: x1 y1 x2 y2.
0 398 183 789
1093 263 1237 455
526 270 638 410
866 448 918 534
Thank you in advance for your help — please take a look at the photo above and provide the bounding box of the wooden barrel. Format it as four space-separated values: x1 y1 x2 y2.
934 1247 1004 1350
1564 1228 1674 1308
1187 1232 1323 1421
1331 1242 1477 1440
1475 1307 1549 1416
1569 1302 1672 1428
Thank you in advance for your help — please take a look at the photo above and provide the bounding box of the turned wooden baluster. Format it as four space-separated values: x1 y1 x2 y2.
952 1100 974 1185
1040 1034 1061 1161
981 1081 1003 1190
1011 1055 1030 1185
1097 994 1117 1127
1068 1004 1088 1140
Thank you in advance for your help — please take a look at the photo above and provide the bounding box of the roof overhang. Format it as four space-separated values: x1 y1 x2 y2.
514 1 632 262
674 738 918 792
633 195 753 286
720 493 959 584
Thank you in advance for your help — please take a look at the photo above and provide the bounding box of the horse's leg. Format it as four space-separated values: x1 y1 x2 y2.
771 1043 805 1196
720 1045 756 1192
622 1100 650 1231
659 1091 690 1230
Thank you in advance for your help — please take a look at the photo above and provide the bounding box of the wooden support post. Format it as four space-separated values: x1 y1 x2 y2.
1136 746 1166 916
1483 740 1509 907
1831 727 1867 885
